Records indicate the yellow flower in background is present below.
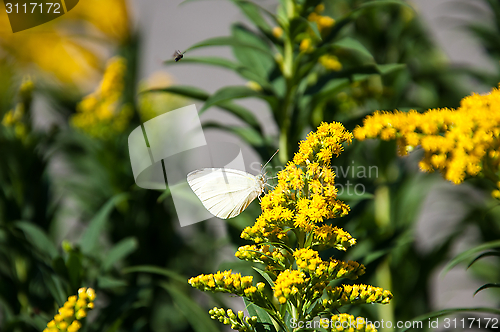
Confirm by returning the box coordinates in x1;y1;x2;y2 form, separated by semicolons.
138;72;187;122
71;56;132;139
354;84;500;188
43;287;95;332
307;4;335;35
0;0;130;86
1;78;34;141
319;54;342;71
300;38;314;53
272;26;283;39
64;0;130;43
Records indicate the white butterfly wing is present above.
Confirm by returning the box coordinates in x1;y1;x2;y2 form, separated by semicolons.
187;168;264;219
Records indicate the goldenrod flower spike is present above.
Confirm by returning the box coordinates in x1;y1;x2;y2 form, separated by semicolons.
209;307;258;332
71;56;133;139
241;122;353;248
43;288;96;332
354;84;500;189
189;123;392;332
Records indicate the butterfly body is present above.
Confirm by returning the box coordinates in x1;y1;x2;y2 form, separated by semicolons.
187;168;266;219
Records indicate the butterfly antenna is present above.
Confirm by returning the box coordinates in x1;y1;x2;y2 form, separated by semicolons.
261;149;279;172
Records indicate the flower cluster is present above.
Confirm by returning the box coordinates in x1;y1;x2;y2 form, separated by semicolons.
326;313;377;332
71;56;132;139
319;54;343;72
300;4;336;53
273;269;307;304
293;248;365;280
322;284;393;311
189;123;392;332
241;122;354;249
1;79;34;141
209;307;258;332
235;244;288;271
354;84;500;188
43;288;95;332
188;270;268;305
0;0;129;85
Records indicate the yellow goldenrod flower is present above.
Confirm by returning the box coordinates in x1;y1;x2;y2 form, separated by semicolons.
2;78;34;142
246;80;263;92
241;122;354;248
328;313;377;332
209;307;257;332
137;72;187;122
315;4;325;13
300;38;314;53
354;84;500;186
272;26;284;39
307;4;335;35
235;244;287;271
43;287;95;332
319;55;342;71
71;56;133;139
188;270;268;304
191;122;392;330
273;269;307;304
323;284;393;310
0;0;129;85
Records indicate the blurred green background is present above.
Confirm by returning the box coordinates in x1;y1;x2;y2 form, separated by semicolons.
0;0;499;331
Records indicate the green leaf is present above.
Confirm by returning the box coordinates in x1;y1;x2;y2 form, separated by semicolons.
252;266;275;287
199;86;264;113
185;36;271;55
336;191;374;201
157;187;171;203
349;0;414;18
15;221;58;259
97;276;128;289
164;56;241;70
467;251;500;269
376;63;407;75
145;86;264;131
80;193;129;255
333;37;374;62
474;283;500;296
102;237;138;272
216;101;264;132
323;1;413;45
179;0;278;27
143;86;209;100
442;240;500;274
122;265;187;283
244;298;278;332
231;24;275;80
297;16;322;40
42;272;66;306
161;282;220;332
203;122;265;147
66;252;82;289
400;308;500;332
52;256;69;279
235;0;275;33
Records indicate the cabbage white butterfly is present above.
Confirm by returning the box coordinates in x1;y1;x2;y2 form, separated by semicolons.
187;150;278;219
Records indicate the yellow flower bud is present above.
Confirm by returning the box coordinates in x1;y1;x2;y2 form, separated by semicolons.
272;26;283;38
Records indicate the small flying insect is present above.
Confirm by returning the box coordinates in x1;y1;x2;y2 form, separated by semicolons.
173;50;185;62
